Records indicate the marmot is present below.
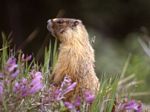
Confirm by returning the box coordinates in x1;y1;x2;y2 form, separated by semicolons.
47;18;100;99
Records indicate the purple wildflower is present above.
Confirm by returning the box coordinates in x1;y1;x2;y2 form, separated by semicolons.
41;85;59;104
64;102;75;110
74;96;81;106
29;71;43;94
0;82;3;101
118;100;142;112
124;100;142;112
21;54;32;62
49;85;60;101
5;57;19;78
124;100;139;110
41;76;78;110
64;96;81;111
137;103;142;112
29;82;43;94
11;69;20;78
0;73;4;78
61;82;77;95
13;78;28;96
5;57;17;72
13;71;43;97
13;82;20;93
84;91;95;104
56;76;77;100
0;82;3;95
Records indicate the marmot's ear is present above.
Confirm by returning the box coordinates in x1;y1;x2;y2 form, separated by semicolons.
73;21;80;26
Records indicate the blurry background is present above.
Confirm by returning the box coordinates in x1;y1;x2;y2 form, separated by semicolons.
0;0;150;103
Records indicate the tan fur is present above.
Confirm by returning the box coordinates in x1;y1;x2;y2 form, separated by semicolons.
47;18;100;98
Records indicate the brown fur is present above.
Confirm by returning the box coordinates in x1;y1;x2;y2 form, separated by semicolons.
47;18;100;98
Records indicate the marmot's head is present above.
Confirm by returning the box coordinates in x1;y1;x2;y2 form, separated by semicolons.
47;18;89;43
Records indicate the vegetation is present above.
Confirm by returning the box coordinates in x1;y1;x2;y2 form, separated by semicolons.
0;33;149;111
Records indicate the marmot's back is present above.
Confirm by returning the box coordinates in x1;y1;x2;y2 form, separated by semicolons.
47;18;100;98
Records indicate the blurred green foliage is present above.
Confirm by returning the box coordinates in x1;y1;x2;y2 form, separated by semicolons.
92;31;150;103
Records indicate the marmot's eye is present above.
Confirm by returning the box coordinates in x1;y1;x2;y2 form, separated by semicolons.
73;21;79;26
57;20;64;24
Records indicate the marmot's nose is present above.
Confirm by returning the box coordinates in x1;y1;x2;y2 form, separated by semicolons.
47;19;53;32
47;19;52;24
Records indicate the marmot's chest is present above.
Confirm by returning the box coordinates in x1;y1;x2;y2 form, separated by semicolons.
59;49;91;77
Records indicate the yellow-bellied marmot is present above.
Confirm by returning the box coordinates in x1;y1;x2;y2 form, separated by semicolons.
47;18;100;98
